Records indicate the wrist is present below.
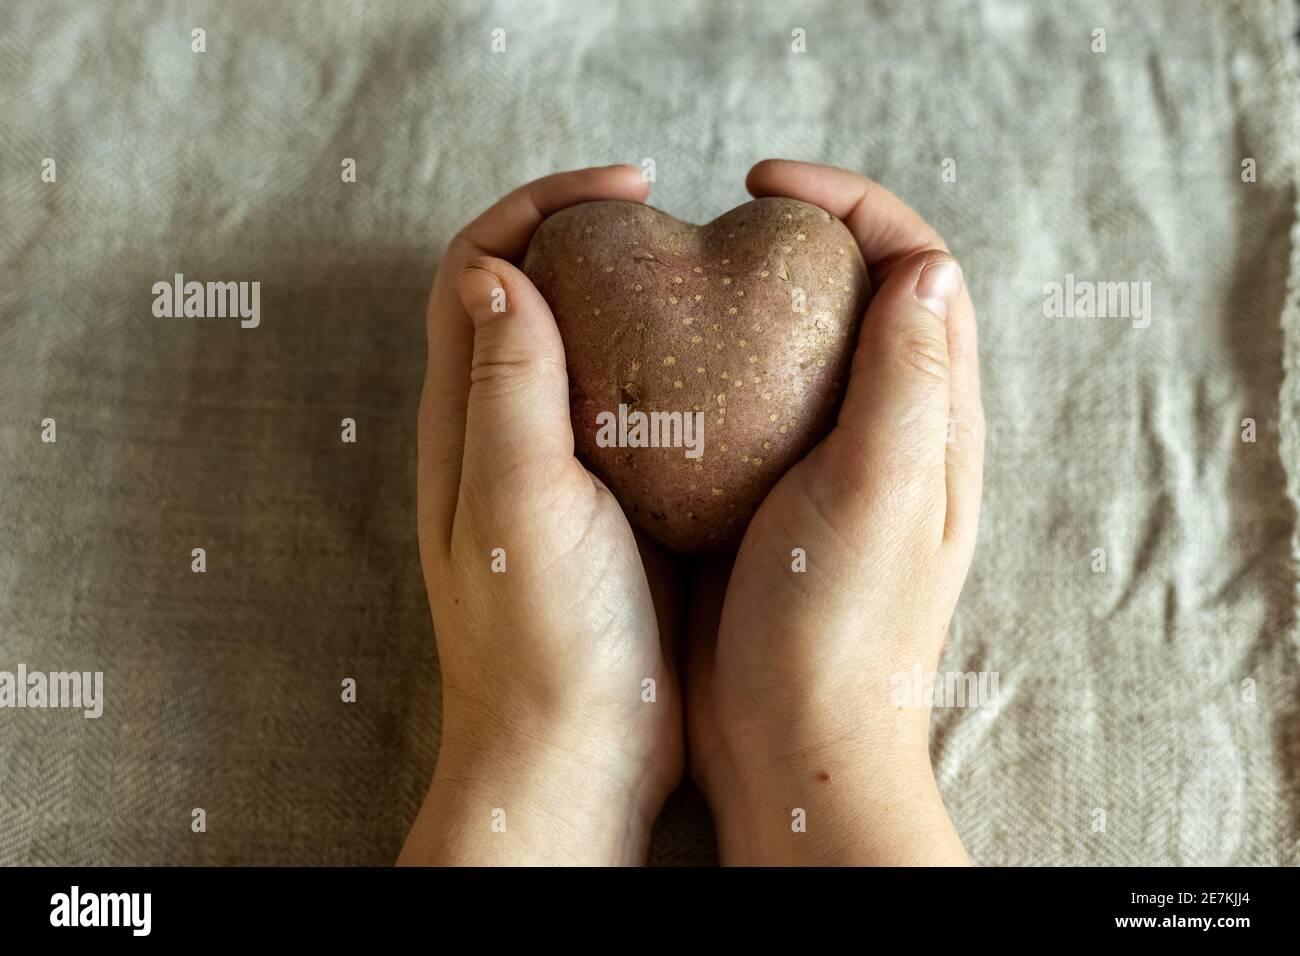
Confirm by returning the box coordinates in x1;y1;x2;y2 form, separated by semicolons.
700;710;965;866
427;739;657;865
399;701;665;866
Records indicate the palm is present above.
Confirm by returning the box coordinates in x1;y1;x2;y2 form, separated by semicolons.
681;449;843;785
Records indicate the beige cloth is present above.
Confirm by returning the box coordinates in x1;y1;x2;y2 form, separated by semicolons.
0;0;1297;865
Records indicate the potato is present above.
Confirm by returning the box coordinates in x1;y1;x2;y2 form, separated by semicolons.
522;197;869;552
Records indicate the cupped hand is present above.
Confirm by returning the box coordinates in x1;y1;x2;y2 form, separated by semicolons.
686;160;985;865
399;165;684;866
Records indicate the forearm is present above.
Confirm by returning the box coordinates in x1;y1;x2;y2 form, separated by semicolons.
397;729;657;866
712;761;968;866
705;712;969;866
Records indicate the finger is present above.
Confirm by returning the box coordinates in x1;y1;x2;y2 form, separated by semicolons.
457;256;576;502
818;250;964;536
749;160;983;548
418;266;476;562
420;165;651;552
746;159;947;282
462;163;651;261
943;270;984;552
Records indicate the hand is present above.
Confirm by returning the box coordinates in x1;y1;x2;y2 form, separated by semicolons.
686;160;984;865
398;165;684;866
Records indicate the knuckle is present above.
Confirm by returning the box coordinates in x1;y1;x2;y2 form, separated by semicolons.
469;323;552;387
893;321;949;383
469;344;566;404
469;359;544;402
463;253;504;273
470;348;536;384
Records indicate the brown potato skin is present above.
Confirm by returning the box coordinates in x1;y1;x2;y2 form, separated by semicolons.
522;197;869;553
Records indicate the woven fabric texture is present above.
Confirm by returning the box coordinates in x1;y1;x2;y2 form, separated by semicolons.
1;0;1298;865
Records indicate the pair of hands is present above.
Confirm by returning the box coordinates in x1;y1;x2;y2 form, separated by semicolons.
398;160;984;866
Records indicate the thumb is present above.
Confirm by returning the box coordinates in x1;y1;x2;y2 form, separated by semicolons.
829;250;963;504
456;256;575;487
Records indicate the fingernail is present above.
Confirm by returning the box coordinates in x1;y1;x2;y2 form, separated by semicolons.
915;258;962;320
458;267;507;329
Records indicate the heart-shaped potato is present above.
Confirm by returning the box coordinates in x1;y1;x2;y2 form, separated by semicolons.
522;197;869;552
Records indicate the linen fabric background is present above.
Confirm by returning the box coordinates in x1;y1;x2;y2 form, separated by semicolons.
1;0;1298;866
